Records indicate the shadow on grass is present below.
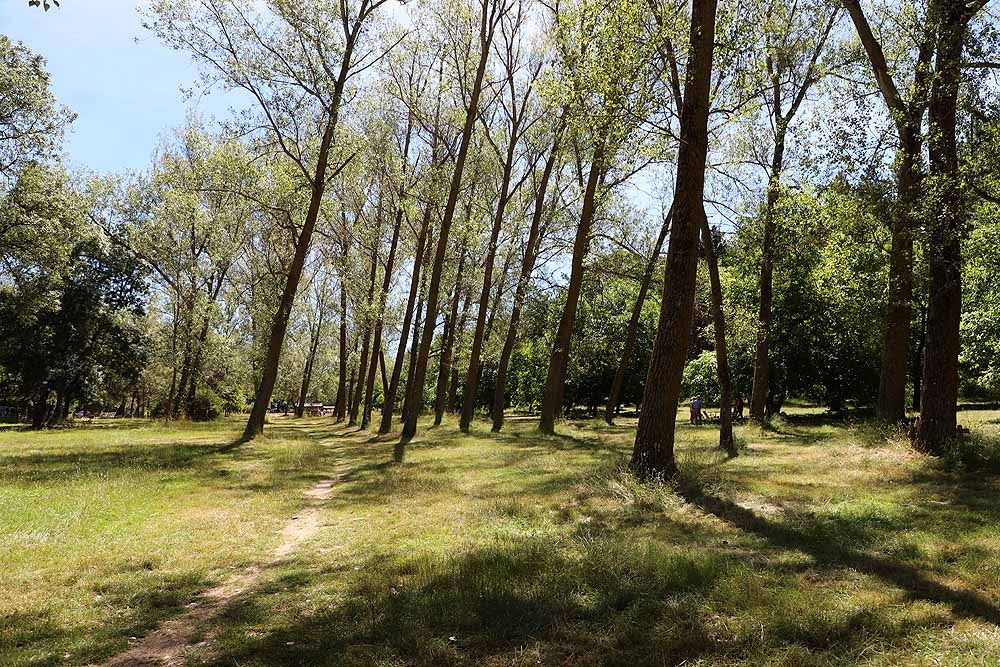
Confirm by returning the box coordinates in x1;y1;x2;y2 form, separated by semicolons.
676;481;1000;627
198;531;943;667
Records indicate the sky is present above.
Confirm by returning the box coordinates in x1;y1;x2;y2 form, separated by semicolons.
0;0;234;174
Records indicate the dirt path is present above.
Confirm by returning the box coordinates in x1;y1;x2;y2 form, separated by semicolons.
95;476;337;667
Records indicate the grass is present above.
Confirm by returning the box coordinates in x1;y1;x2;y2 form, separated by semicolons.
2;407;1000;665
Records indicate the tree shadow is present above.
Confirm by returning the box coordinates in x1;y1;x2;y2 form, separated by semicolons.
676;482;1000;627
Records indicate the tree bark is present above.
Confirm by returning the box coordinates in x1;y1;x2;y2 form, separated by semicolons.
605;206;672;425
335;238;350;422
630;0;717;478
843;0;933;422
491;125;563;432
350;247;378;426
380;207;432;434
749;135;785;423
435;247;467;425
701;217;735;455
538;142;604;434
399;0;502;453
915;0;969;454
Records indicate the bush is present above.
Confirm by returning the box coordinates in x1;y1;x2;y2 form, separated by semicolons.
188;388;223;422
681;351;720;405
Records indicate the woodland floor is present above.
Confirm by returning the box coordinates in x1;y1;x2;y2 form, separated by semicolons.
3;406;1000;666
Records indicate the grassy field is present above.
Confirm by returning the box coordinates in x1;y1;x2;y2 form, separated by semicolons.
2;407;1000;666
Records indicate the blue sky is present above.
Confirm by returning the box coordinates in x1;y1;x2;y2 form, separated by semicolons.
0;0;233;174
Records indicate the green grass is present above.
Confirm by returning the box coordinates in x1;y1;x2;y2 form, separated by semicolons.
3;408;1000;666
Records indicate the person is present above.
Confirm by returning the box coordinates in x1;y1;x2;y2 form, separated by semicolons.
692;395;703;426
733;395;744;421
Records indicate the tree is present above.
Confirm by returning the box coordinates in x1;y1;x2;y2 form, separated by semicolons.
398;0;510;453
842;0;934;423
0;36;74;189
147;0;395;440
630;0;718;479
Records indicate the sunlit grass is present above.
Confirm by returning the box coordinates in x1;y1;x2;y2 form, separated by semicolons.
3;408;1000;666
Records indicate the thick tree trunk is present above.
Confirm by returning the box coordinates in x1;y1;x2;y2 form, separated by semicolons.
701;217;735;455
380;208;432;434
31;387;49;430
539;142;604;434
605;207;672;425
749;137;785;424
399;0;500;453
843;0;933;423
915;0;967;454
492;127;563;432
630;0;717;478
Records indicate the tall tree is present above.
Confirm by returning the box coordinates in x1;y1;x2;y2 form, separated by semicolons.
398;0;509;452
148;0;393;440
630;0;718;478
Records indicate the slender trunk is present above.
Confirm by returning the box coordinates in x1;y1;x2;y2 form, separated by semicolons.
749;135;786;423
296;315;323;418
350;249;379;426
460;144;517;432
335;254;349;422
605;207;672;425
243;115;339;440
492;128;563;432
401;265;429;428
630;0;717;478
380;208;432;434
539;142;604;434
915;0;967;453
449;281;473;412
185;315;211;416
399;0;500;453
435;248;467;425
701;217;735;455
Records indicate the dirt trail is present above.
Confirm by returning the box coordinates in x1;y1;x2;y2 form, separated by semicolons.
95;476;337;667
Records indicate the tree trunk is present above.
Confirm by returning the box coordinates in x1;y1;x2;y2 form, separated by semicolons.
460;139;518;433
630;0;718;478
915;0;968;454
749;134;785;424
435;248;467;425
492;126;563;432
380;207;432;434
449;285;473;412
350;248;379;426
399;0;501;454
243;114;339;440
701;217;735;455
335;249;349;422
31;387;49;430
605;207;672;425
539;142;604;435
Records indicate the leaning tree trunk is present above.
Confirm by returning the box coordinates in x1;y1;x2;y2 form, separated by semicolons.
243;114;339;441
491;126;563;432
399;0;500;453
448;288;474;412
605;206;672;425
539;142;604;435
380;209;433;434
701;216;735;456
915;0;967;454
630;0;718;478
460;140;518;432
